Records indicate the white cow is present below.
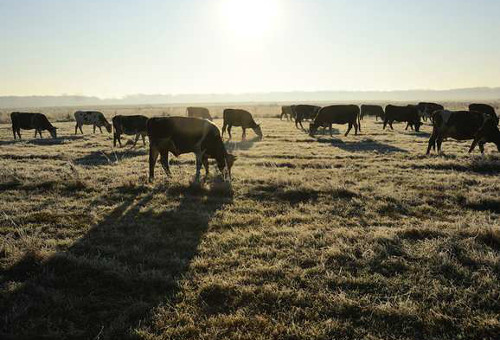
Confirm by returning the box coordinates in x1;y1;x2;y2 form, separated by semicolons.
74;111;112;134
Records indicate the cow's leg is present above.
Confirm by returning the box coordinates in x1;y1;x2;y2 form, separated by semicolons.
159;150;171;176
405;122;409;130
479;141;485;154
34;130;38;138
242;128;246;141
227;126;232;140
98;126;103;133
437;137;444;153
383;119;387;130
149;145;160;182
194;151;204;183
132;134;140;147
75;124;78;135
17;130;21;139
39;130;43;138
329;124;333;136
345;123;352;137
12;127;16;139
354;121;359;135
389;121;394;130
426;133;437;154
221;122;227;138
142;134;146;146
79;125;84;134
203;155;210;176
113;133;118;147
93;125;96;133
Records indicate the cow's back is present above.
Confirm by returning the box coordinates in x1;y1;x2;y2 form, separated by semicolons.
223;109;253;127
317;105;359;124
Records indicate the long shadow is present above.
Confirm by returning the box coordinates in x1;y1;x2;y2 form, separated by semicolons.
0;183;233;339
0;136;85;146
317;137;408;153
224;136;261;152
74;149;147;166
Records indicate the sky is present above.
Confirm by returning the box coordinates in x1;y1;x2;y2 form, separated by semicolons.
1;0;500;97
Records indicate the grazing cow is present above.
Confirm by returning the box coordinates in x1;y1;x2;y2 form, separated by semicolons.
309;105;360;137
427;110;500;154
147;117;236;182
417;102;444;121
187;107;212;121
112;115;148;147
294;104;321;129
383;105;422;132
11;112;57;139
360;104;385;121
280;105;295;121
74;111;112;134
469;104;498;124
222;109;262;140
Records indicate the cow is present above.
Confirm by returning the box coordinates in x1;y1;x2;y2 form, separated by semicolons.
309;105;360;137
112;115;148;147
11;112;57;139
469;104;498;124
187;107;212;121
280;105;295;121
426;110;500;154
383;105;422;132
147;117;236;182
222;109;262;140
360;104;385;121
417;102;444;122
294;105;321;129
74;111;112;134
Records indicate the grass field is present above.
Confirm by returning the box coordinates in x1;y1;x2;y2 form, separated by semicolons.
1;112;500;339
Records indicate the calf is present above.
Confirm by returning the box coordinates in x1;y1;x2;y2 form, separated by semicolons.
147;117;236;182
417;102;444;122
280;105;295;121
11;112;57;139
74;111;112;134
294;104;321;129
427;110;500;154
187;107;212;121
112;115;148;147
469;104;498;124
309;105;360;137
360;104;384;121
383;105;422;132
222;109;262;140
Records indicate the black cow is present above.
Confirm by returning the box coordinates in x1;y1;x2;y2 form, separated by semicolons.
383;105;422;132
417;102;444;121
11;112;57;139
427;110;500;154
360;104;384;121
309;105;360;137
280;105;295;121
469;104;498;124
222;109;262;140
147;117;236;182
112;115;148;147
294;105;321;129
187;107;212;121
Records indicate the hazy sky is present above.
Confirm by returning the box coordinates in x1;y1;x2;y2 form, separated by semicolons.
1;0;500;97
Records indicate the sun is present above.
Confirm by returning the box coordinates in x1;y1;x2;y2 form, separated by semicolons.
218;0;281;38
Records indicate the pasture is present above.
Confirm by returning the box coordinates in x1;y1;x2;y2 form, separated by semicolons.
1;109;500;339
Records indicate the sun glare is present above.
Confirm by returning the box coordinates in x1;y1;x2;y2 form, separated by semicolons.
219;0;281;38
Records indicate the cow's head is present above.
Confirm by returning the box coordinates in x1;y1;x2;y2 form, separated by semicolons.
105;121;112;133
469;118;500;153
253;124;263;140
49;127;58;139
414;120;423;132
309;122;318;136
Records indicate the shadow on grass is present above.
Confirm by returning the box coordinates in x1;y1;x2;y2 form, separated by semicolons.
74;149;147;166
0;135;85;146
317;138;407;153
0;183;233;339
